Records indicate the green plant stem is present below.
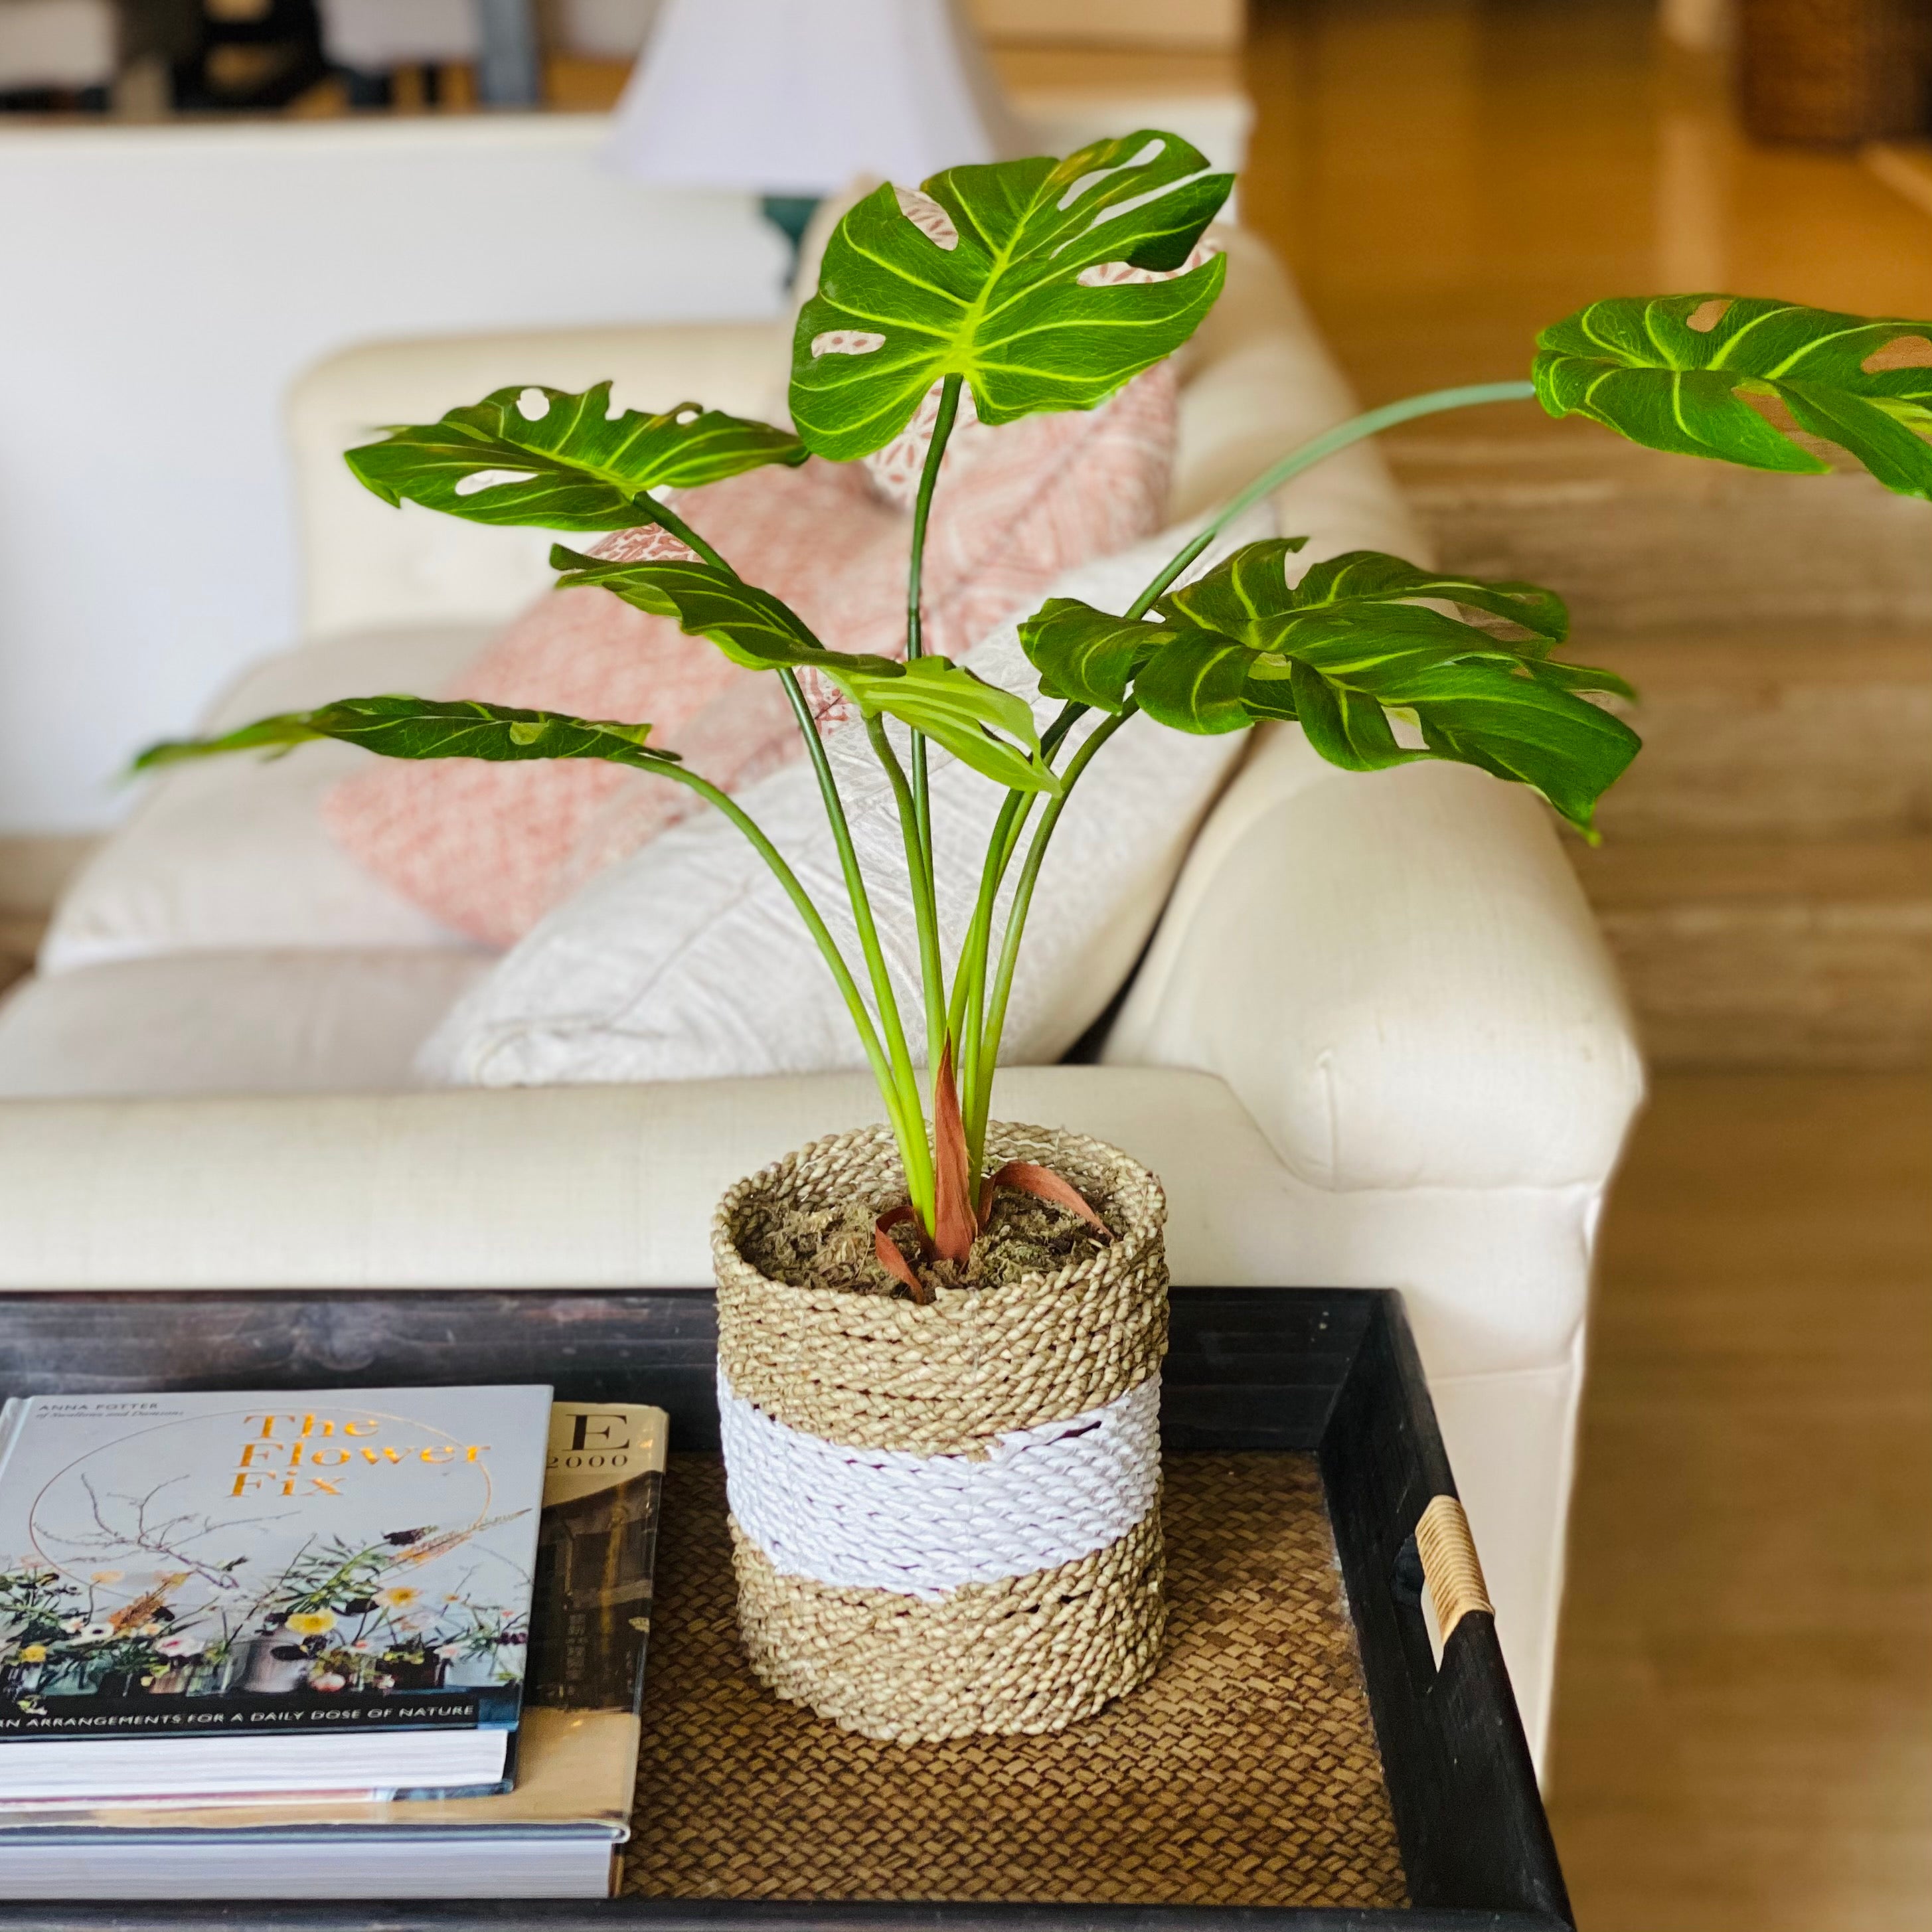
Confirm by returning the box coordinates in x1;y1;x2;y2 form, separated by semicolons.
864;712;951;1171
631;491;732;574
905;377;963;661
901;372;964;1083
950;843;1003;1177
638;487;931;1210
968;706;1135;1160
778;673;933;1222
950;783;1043;1175
1125;380;1538;617
906;378;963;624
646;756;914;1165
957;380;1537;1146
951;700;1088;1161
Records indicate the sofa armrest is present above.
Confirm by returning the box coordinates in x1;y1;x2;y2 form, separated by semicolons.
1104;726;1646;1194
0;1064;1609;1376
0;1065;1447;1297
287;319;789;643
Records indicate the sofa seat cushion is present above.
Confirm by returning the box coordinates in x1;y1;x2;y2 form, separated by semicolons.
0;1065;1597;1382
0;951;491;1098
41;626;491;975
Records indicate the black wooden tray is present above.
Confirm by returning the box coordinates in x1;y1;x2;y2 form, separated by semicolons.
0;1287;1570;1932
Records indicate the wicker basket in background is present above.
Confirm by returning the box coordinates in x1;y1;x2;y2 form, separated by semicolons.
1739;0;1932;144
710;1120;1170;1743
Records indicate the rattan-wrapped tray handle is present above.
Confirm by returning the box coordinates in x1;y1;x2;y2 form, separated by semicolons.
1415;1494;1492;1642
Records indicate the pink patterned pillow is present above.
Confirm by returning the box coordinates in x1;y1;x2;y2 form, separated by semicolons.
323;365;1176;947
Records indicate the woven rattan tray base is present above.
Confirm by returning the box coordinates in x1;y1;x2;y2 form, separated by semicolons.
623;1452;1407;1910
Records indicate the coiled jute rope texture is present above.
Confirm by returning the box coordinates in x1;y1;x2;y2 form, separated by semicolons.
712;1121;1170;1742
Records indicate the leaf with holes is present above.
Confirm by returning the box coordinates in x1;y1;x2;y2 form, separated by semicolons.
552;549;1060;794
1022;541;1638;831
1534;295;1932;498
133;694;676;774
345;384;806;530
788;131;1232;460
1167;543;1571;648
1020;542;1575;714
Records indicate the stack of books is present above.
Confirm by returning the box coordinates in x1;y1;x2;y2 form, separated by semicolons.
0;1383;668;1900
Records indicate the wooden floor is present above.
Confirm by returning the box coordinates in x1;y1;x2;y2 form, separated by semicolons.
1550;1074;1932;1930
1225;5;1932;1925
1240;0;1932;410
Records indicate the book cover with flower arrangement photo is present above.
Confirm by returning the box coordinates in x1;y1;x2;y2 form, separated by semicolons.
0;1400;667;1902
0;1384;552;1806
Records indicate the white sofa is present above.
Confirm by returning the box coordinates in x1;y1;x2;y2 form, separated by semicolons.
0;230;1643;1770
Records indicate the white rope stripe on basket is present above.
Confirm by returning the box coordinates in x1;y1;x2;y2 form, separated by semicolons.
718;1366;1162;1599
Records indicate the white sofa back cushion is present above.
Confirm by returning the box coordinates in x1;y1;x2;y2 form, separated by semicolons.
0;951;492;1099
39;626;487;975
418;511;1271;1087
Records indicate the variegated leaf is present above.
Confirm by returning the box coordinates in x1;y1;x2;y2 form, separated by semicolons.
789;132;1232;461
553;550;1058;794
346;383;805;530
1017;600;1167;710
1163;541;1568;647
1022;540;1637;831
552;548;836;673
135;694;673;773
1535;295;1932;499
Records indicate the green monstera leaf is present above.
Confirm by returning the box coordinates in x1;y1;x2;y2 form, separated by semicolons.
345;383;806;529
552;549;1058;795
862;658;1052;793
789;131;1232;461
1020;541;1639;832
553;550;829;672
135;694;675;773
1535;296;1932;498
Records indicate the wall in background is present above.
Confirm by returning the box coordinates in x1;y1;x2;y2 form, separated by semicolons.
551;0;664;59
0;114;788;832
0;88;1245;836
969;0;1244;49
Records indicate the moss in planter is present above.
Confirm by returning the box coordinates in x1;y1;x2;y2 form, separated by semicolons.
750;1189;1109;1299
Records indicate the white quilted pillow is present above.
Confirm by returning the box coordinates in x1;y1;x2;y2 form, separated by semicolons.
416;509;1273;1089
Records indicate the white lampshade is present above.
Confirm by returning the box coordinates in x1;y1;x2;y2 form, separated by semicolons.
604;0;1023;195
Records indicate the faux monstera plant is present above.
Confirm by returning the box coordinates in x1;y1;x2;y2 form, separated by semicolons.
143;133;1932;1298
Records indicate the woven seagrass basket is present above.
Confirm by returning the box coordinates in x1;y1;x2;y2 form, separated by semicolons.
710;1119;1170;1743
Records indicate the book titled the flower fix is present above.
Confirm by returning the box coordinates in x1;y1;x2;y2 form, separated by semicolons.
0;1384;553;1805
